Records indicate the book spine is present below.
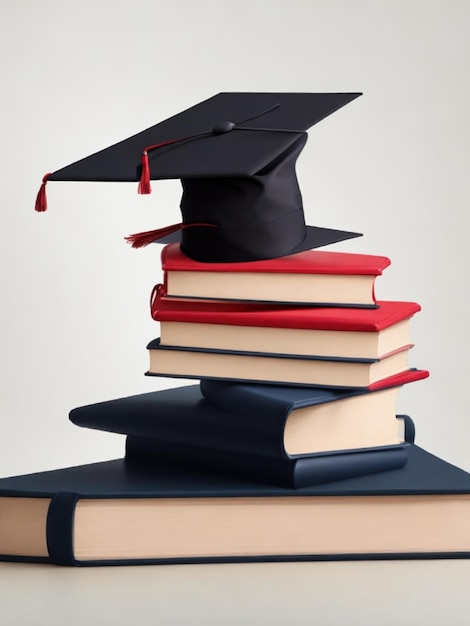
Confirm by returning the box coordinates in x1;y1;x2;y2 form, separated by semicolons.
46;492;80;565
293;447;409;489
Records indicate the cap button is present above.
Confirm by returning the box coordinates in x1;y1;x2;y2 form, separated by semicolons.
212;121;235;135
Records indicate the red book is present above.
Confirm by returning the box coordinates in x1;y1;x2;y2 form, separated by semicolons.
161;243;391;307
151;287;420;360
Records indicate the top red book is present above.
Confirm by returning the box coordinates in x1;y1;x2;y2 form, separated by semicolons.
161;243;391;307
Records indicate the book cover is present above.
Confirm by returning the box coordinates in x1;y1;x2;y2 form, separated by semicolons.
69;383;416;460
152;289;420;359
1;445;470;566
161;243;391;306
153;292;420;333
162;243;391;276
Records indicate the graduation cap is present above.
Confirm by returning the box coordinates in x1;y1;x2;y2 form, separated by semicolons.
35;92;363;263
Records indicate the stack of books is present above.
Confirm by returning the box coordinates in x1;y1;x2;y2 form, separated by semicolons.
68;243;428;488
68;244;426;487
2;242;470;565
148;244;425;390
3;91;470;566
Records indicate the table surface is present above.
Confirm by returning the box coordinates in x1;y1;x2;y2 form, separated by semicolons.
1;559;469;626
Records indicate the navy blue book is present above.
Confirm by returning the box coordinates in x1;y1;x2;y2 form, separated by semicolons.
70;384;408;460
0;445;470;566
125;429;410;489
146;337;429;390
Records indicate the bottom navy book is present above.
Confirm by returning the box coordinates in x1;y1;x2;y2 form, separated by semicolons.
1;445;470;566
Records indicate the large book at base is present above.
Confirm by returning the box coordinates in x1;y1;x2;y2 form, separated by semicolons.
161;243;391;307
1;445;470;566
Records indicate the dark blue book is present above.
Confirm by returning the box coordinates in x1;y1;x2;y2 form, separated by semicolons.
69;384;411;487
146;337;429;389
0;445;469;566
70;384;408;459
125;429;410;489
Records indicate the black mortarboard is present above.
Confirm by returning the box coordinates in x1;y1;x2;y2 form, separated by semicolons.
36;92;363;262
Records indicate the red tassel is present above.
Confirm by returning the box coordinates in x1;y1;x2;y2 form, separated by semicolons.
125;223;183;248
138;151;152;195
126;222;218;249
35;173;51;212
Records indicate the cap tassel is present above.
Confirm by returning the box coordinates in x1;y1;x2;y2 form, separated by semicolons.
138;151;152;195
125;223;183;248
35;173;51;212
126;221;219;248
137;136;209;197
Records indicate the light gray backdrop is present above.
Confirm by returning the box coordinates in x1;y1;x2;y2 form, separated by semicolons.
1;0;469;477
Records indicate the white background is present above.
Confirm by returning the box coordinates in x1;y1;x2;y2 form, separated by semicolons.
1;1;469;477
1;2;470;624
